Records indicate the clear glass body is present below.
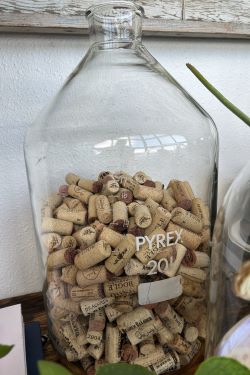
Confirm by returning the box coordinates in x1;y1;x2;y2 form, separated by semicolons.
207;162;250;368
24;2;218;372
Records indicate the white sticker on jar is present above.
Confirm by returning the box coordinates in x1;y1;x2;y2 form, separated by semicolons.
138;275;183;305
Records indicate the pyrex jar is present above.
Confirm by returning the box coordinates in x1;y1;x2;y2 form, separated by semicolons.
24;2;218;373
207;162;250;368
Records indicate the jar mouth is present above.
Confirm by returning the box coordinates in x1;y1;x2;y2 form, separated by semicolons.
85;1;144;18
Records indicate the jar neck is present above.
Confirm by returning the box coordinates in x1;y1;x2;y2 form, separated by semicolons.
86;1;143;48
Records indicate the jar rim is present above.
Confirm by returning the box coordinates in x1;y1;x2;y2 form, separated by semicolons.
85;1;144;18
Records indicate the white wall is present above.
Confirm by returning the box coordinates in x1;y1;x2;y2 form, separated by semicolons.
0;33;249;299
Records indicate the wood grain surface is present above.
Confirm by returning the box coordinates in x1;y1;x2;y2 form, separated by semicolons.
0;0;249;38
0;292;204;375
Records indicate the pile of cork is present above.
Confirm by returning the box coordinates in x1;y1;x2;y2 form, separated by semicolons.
42;171;210;374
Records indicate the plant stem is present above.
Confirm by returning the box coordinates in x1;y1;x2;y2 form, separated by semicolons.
186;63;250;127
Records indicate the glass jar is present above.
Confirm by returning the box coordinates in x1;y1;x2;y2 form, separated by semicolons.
207;162;250;368
24;1;218;373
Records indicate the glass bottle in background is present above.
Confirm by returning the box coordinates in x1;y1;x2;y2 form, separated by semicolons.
207;162;250;368
24;1;218;372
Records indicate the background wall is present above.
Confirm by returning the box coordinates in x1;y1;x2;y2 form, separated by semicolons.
0;34;249;299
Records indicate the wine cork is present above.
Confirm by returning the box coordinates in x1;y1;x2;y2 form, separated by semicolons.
80;356;94;371
54;297;81;314
47;268;61;284
87;330;103;346
70;284;104;301
194;251;210;268
184;325;199;343
169;334;191;354
132;346;165;367
63;197;82;209
103;179;120;195
65;347;79;362
178;265;207;283
181;276;205;298
70;316;88;345
155;302;184;334
145;197;160;215
154;245;177;264
58;185;68;197
68;184;92;204
98;171;112;182
134;204;152;229
112;201;129;232
166;222;202;250
121;343;138;362
192;198;210;227
90;220;105;236
50;306;68;320
113;295;134;313
105;324;121;363
42;233;62;252
41;206;53;218
195;313;207;338
117;307;154;332
99;227;124;248
171;207;203;234
105;234;136;275
80;297;115;316
60;323;88;359
124;258;153;276
157;244;187;277
118;188;133;204
152;350;180;374
61;265;78;285
56;205;87;225
73;226;96;248
88;195;98;224
133;184;164;203
47;248;78;269
161;189;177;212
174;296;206;324
233;261;250;301
127;216;144;237
170;180;193;210
127;318;162;345
120;175;138;191
78;179;102;193
144;180;156;187
133;171;151;184
61;236;77;249
105;305;123;322
88;309;106;332
75;240;111;270
145;206;171;235
104;275;139;298
46;193;63;209
76;265;111;288
65;173;80;185
135;228;167;264
139;336;155;355
157;324;174;346
88;342;104;360
128;201;140;216
96;195;112;224
42;217;73;235
179;339;201;366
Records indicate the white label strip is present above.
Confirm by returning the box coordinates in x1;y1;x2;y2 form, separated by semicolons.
138;276;183;305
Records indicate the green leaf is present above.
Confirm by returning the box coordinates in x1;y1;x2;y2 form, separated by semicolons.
97;363;155;375
195;357;250;375
37;360;73;375
0;344;14;358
